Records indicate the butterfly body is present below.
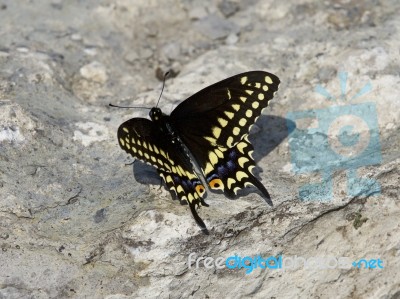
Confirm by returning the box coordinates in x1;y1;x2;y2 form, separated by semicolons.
117;71;280;230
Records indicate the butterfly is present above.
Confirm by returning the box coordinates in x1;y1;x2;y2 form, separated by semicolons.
117;71;280;231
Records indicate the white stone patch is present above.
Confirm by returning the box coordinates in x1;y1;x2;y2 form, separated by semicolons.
0;126;25;143
73;122;109;146
282;162;292;173
0;102;37;144
79;61;108;84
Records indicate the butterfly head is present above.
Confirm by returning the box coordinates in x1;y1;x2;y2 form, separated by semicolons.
149;107;162;121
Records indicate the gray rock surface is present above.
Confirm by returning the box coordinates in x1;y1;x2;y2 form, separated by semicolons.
0;0;399;298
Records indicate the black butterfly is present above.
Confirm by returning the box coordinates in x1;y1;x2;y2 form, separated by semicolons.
117;71;280;230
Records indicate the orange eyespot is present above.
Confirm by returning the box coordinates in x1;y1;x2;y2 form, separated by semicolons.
195;185;205;195
209;178;224;190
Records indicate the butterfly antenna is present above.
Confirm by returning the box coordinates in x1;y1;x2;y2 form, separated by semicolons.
108;103;151;109
155;71;170;108
109;72;170;109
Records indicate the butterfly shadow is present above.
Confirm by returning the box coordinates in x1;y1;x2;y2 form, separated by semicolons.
250;114;295;163
235;114;295;200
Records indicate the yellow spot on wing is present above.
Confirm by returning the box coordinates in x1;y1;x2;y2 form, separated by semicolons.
265;76;273;84
245;90;254;95
246;109;253;118
160;149;167;159
166;175;173;183
255;82;261;88
258;93;264;100
178;166;185;177
119;138;125;146
252;101;259;109
232;104;240;111
215;148;224;158
186;171;196;180
244;181;254;188
153;145;160;154
212;126;222;139
233;127;240;136
204;162;214;175
237;142;248;154
236;171;249;181
240;96;247;103
204;136;217;144
224;111;234;119
227;136;234;147
249;150;254;159
263;85;268;91
209;151;219;165
227;89;231;99
239;118;247;126
240;76;248;84
126;143;130;149
187;193;194;203
176;185;184;194
227;178;236;189
238;157;249;167
122;127;129;133
218;118;228;127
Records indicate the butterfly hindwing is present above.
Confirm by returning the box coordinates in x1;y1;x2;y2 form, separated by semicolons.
117;118;208;228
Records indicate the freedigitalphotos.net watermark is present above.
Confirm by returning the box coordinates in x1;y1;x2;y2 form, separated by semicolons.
286;71;382;201
188;253;384;274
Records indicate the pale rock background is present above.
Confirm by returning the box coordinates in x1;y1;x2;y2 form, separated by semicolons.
0;0;399;298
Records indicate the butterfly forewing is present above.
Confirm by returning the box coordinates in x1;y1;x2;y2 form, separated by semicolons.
171;71;280;148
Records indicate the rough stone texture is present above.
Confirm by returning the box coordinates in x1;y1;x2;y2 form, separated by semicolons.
0;0;399;298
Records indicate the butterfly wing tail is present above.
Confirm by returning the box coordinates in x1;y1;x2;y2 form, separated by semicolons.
247;174;273;206
158;170;209;231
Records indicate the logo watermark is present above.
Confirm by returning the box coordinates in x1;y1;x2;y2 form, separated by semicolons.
286;71;381;200
188;253;384;274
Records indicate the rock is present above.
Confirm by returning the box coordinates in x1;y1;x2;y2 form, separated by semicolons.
193;14;240;40
79;61;107;84
188;5;208;20
161;41;181;61
218;0;240;18
225;32;239;45
0;0;399;298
